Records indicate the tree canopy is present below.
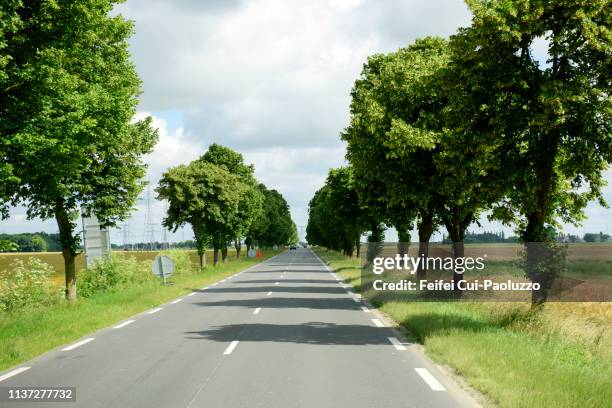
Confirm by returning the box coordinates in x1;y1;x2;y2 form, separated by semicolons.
0;0;158;300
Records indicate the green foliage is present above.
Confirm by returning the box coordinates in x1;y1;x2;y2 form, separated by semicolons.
0;240;18;252
77;254;154;298
160;249;196;276
248;185;297;247
0;258;60;312
307;167;368;255
157;159;243;265
0;232;61;252
0;0;158;299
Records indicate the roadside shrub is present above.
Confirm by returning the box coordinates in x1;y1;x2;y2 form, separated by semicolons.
77;254;153;297
160;249;196;276
0;258;60;312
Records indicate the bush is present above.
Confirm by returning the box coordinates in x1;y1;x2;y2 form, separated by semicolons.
0;258;60;312
160;249;196;276
77;254;153;297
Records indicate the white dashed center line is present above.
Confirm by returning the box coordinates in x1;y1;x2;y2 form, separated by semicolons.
267;291;272;296
253;307;261;314
224;341;239;355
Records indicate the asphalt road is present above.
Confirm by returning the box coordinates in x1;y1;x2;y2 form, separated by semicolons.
0;249;477;408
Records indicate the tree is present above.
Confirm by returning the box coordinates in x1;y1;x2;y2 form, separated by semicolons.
343;37;504;286
306;167;372;256
249;185;296;248
157;160;243;268
451;0;611;303
199;144;263;261
0;240;18;252
0;1;158;300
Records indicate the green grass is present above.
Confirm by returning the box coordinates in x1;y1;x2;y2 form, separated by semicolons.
0;251;277;372
314;247;612;408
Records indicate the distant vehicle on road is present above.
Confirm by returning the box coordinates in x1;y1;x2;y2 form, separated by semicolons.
289;245;298;250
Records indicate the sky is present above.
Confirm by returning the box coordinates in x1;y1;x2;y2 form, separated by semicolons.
1;0;611;243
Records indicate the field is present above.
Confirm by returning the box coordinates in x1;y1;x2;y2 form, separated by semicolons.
0;249;239;287
315;247;612;408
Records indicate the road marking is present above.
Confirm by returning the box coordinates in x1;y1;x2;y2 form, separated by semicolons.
347;292;360;302
361;306;370;313
171;299;183;304
211;282;219;286
371;318;385;327
253;307;261;314
113;320;135;329
62;338;95;351
148;307;163;314
0;367;30;382
415;368;446;391
224;341;239;355
267;291;272;296
275;282;280;285
387;337;407;351
201;286;208;290
187;292;196;297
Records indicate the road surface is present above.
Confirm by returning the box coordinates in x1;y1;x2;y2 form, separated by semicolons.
0;249;477;407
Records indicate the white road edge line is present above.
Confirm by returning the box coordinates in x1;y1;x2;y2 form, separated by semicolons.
62;338;95;351
361;306;370;313
253;307;261;314
171;299;183;304
371;318;385;327
267;291;272;296
113;320;135;329
187;292;196;297
148;307;163;314
224;340;239;355
415;368;446;391
387;337;407;351
0;367;30;382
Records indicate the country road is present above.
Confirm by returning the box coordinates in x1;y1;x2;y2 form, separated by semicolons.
0;249;477;408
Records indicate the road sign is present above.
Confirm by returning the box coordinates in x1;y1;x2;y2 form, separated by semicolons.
82;214;111;267
152;255;174;285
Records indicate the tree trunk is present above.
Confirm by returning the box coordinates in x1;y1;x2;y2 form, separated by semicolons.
198;250;206;269
213;247;219;265
397;227;410;257
54;200;77;301
416;210;434;280
452;240;465;294
234;239;241;258
523;131;560;306
221;247;228;263
355;238;361;258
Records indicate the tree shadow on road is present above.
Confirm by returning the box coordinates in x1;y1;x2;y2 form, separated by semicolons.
186;322;398;346
191;297;360;310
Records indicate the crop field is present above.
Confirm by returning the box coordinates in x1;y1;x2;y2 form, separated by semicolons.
0;248;240;287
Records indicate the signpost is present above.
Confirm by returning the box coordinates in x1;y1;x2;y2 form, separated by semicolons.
152;255;175;285
82;213;111;267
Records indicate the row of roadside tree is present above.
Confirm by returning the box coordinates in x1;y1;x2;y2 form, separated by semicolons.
157;143;298;268
307;0;611;305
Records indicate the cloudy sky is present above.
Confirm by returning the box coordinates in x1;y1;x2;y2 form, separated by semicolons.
2;0;611;243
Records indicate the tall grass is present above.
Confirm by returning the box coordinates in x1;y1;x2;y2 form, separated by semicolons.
314;247;612;408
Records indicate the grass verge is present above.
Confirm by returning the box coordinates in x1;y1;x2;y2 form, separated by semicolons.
0;251;278;372
314;247;612;408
